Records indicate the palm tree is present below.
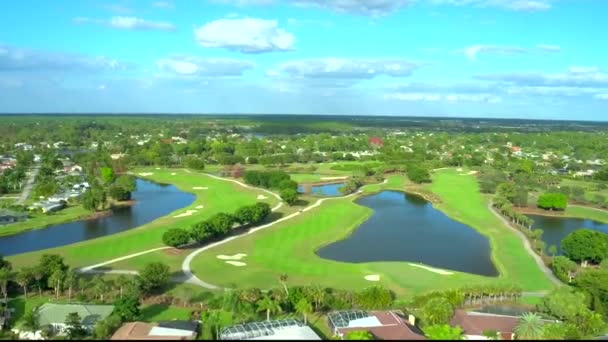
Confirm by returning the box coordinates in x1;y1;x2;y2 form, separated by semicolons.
256;295;282;321
279;274;289;296
514;312;544;340
295;298;313;325
305;285;325;312
116;275;130;299
64;269;77;301
0;267;10;300
48;269;65;299
16;267;34;298
91;275;108;301
33;266;44;297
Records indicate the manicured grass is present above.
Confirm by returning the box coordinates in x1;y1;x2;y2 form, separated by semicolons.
6;168;279;269
140;304;194;322
288;173;345;183
189;169;553;297
361;174;407;193
0;205;91;237
565;205;608;224
8;295;70;328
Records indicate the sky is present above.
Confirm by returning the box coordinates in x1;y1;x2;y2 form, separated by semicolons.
1;0;607;120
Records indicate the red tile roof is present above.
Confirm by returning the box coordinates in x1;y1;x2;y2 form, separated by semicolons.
336;311;426;340
450;310;518;340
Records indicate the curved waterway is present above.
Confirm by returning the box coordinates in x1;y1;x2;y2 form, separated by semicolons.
297;183;345;197
527;214;608;254
317;190;498;276
0;179;195;256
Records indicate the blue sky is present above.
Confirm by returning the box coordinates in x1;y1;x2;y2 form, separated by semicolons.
1;0;607;120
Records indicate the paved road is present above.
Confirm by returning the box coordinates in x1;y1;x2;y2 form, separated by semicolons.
17;163;40;205
488;202;563;287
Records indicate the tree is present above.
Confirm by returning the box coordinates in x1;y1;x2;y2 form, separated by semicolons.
234;205;255;225
550;256;577;283
279;274;289;296
48;268;65;299
162;228;190;248
295;298;312;325
345;330;374;340
40;324;55;340
113;295;141;321
138;262;170;294
64;269;77;301
16;267;34;298
482;330;500;340
185;156;205;170
497;182;517;203
91;275;109;301
108;184;131;201
256;295;282;321
561;229;608;265
538;287;589;322
355;286;394;310
280;188;298;206
22;309;40;332
424;324;465;340
65;312;87;340
514;312;544;340
537;193;568;211
406;164;431;184
0;267;10;300
541;323;568;340
208;213;236;236
100;167;116;184
421;297;454;326
548;245;558;257
93;315;122;340
82;186;107;211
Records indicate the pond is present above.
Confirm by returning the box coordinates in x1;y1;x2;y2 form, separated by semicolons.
316;190;498;276
297;183;345;197
0;179;195;256
527;214;608;254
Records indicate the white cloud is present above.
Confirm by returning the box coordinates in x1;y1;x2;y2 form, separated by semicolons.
274;58;420;79
102;3;133;14
464;45;529;61
0;44;122;72
568;66;600;74
595;94;608;100
445;93;502;102
156;56;255;76
536;44;561;52
385;92;500;102
98;84;107;90
429;0;551;12
194;18;295;53
74;16;176;31
385;93;441;101
292;0;409;16
152;1;174;9
475;68;608;88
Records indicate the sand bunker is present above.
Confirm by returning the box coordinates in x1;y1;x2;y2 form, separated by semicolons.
468;171;478;175
155;168;160;170
364;275;380;282
195;205;204;209
138;172;153;176
173;210;198;218
217;253;247;260
192;187;209;190
456;168;463;172
321;176;348;180
408;263;454;275
460;171;479;176
257;195;268;200
171;172;177;175
225;261;247;267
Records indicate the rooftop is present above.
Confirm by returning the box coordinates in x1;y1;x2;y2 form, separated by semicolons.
219;319;321;340
329;310;425;340
110;321;198;340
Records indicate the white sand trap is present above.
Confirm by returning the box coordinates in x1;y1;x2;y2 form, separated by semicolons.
456;168;463;172
138;172;153;176
171;172;177;175
195;205;204;209
364;275;380;282
173;210;198;218
217;253;247;260
321;176;348;180
192;187;209;190
257;195;268;200
155;168;160;170
408;263;454;275
225;261;247;267
468;171;478;175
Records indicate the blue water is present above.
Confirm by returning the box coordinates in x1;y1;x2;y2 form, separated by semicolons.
317;190;498;276
297;183;345;197
527;214;608;254
0;179;195;256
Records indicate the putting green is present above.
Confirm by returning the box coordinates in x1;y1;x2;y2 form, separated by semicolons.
189;170;554;295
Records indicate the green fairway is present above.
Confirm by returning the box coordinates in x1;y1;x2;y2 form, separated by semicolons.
565;205;608;223
6;168;279;269
189;170;554;296
0;205;91;237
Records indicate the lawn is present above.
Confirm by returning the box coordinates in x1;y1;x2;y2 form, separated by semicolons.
565;205;608;224
140;304;194;322
0;205;91;237
189;169;554;297
6;168;279;269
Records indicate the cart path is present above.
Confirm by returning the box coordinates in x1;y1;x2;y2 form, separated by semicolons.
488;202;562;287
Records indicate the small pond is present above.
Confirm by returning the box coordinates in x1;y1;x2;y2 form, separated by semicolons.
527;214;608;254
0;178;195;256
297;183;345;197
316;190;498;276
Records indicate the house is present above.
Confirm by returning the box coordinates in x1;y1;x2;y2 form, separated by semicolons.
14;143;33;151
36;303;114;334
110;153;126;160
328;310;426;340
171;136;188;144
574;169;596;178
0;210;28;226
28;201;65;213
450;310;522;340
219;319;321;340
72;182;90;190
369;137;384;147
64;164;83;174
48;190;83;203
111;321;199;340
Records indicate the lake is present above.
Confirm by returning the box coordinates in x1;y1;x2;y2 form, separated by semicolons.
316;190;498;276
0;179;195;256
527;214;608;254
297;183;345;197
